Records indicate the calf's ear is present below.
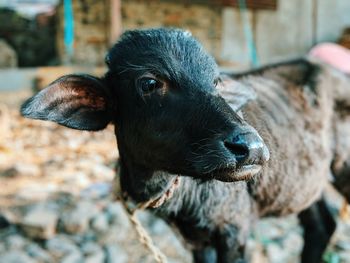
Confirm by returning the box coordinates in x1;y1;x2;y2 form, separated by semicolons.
20;74;113;131
217;75;257;112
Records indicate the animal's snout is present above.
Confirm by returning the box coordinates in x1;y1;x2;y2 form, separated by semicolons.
224;137;250;163
224;132;270;166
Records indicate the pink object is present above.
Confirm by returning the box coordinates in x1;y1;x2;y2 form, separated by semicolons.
309;43;350;73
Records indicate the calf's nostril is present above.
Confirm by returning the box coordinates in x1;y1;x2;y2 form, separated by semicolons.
224;141;249;161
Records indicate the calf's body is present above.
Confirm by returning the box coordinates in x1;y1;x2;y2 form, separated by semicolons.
21;29;350;263
134;60;339;262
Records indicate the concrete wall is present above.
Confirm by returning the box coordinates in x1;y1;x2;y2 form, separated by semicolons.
316;0;350;43
222;0;350;68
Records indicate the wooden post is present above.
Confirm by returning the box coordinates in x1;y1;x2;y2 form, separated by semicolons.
109;0;122;46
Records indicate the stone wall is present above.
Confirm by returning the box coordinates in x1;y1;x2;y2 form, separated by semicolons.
121;1;222;58
56;0;109;66
339;28;350;49
0;39;17;68
56;0;222;66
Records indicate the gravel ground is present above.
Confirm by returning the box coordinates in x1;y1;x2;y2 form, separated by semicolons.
0;96;350;263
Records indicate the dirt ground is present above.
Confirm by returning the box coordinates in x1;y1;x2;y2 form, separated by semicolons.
0;92;350;263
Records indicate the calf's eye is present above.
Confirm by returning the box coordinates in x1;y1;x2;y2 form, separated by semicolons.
139;78;163;94
214;78;219;87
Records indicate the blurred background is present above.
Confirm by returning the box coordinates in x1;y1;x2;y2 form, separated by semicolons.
0;0;350;262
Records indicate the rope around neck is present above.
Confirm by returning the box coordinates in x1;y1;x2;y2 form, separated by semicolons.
113;175;180;263
123;203;167;263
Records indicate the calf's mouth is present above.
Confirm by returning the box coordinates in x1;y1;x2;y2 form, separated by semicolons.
193;131;269;182
210;164;263;182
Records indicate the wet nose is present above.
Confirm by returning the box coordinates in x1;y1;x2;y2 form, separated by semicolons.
224;133;270;164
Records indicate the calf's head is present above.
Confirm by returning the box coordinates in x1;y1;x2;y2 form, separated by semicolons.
21;28;269;182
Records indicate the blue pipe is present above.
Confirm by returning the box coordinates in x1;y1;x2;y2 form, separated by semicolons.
64;0;74;57
238;0;259;67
